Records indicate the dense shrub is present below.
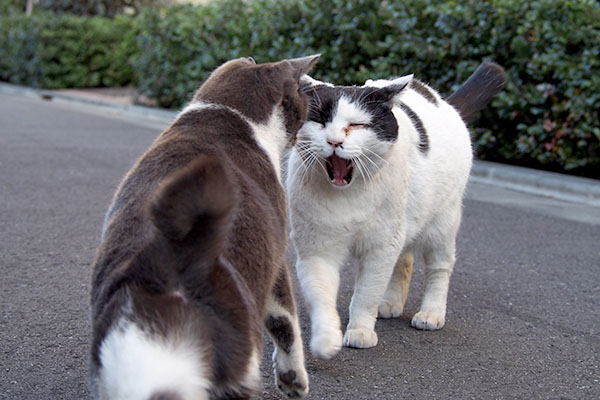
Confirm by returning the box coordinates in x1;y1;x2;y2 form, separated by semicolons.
0;12;137;88
132;0;599;176
0;0;23;15
37;0;166;17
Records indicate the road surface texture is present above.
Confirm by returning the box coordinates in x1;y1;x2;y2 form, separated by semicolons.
1;91;598;399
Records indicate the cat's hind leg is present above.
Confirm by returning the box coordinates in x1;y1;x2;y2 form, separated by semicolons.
411;213;460;330
295;253;345;360
378;252;414;319
266;266;309;399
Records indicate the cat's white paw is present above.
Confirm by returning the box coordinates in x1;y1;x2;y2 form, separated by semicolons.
343;327;378;349
273;348;309;398
411;310;446;330
310;328;343;360
378;299;404;319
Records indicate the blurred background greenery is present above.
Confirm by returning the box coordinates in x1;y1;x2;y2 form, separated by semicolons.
1;0;598;178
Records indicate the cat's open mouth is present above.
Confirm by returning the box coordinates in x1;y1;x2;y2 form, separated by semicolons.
325;154;353;187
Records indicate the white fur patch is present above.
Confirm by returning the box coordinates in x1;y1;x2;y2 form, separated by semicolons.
177;100;217;119
248;107;288;181
98;320;210;400
177;99;287;181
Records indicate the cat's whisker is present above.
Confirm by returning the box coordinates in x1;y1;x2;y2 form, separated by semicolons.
360;153;381;176
295;147;315;184
356;153;381;187
300;152;319;184
315;157;328;180
353;144;385;177
352;156;372;188
295;139;325;184
353;154;377;189
361;146;389;165
310;89;324;109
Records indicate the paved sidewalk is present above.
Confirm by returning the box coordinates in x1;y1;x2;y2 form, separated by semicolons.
1;82;598;207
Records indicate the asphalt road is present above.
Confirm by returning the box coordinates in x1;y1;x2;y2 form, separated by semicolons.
1;92;598;399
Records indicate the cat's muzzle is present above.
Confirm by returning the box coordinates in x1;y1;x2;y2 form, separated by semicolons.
325;154;353;187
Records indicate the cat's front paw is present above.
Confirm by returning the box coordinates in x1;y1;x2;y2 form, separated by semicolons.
378;299;404;319
273;349;309;398
275;367;309;399
411;310;445;330
343;327;378;349
310;328;343;360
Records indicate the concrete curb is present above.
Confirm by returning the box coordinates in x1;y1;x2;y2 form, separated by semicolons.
470;162;600;207
46;91;178;124
2;81;598;207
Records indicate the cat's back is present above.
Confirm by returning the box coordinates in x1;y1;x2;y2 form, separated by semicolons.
384;80;473;240
94;107;285;307
390;79;472;172
402;80;470;143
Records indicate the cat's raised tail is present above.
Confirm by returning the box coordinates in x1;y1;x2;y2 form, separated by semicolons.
446;61;506;124
149;155;237;264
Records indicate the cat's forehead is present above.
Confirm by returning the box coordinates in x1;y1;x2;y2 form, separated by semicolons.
305;85;382;123
336;96;372;123
306;85;383;102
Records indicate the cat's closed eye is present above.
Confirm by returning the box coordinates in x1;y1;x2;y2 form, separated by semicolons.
346;123;367;133
348;123;366;128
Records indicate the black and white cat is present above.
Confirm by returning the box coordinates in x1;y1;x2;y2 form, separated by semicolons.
90;55;319;399
286;63;506;359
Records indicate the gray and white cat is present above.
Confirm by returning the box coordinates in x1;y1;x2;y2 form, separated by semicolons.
90;55;319;400
286;63;506;359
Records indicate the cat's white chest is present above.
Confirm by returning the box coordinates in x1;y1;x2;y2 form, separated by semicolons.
287;149;408;252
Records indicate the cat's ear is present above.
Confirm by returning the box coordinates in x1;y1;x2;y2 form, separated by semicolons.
369;80;411;105
300;74;327;90
299;74;336;95
286;54;321;82
365;74;413;89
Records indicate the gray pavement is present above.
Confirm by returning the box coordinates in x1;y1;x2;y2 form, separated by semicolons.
1;87;599;399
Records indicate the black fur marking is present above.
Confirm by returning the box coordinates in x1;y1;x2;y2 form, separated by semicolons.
303;85;339;126
410;80;439;105
149;391;184;400
279;370;297;385
266;315;294;353
399;102;429;154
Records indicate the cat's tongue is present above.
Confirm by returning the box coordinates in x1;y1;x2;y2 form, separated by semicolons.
330;154;351;186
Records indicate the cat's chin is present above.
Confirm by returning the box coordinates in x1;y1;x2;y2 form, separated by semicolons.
325;154;353;188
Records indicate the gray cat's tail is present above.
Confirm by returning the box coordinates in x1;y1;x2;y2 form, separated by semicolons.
446;62;506;124
149;155;237;266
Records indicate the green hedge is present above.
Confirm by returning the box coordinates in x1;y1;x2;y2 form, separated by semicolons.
133;0;599;176
0;12;137;88
1;0;599;176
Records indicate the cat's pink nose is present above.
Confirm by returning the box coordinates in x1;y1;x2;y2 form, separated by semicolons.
327;139;343;148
